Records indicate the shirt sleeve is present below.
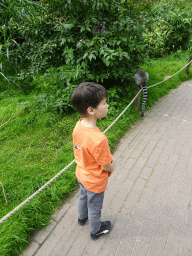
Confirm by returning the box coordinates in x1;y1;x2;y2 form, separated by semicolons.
92;137;113;166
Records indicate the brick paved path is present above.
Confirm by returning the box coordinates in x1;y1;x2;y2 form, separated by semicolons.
22;80;192;256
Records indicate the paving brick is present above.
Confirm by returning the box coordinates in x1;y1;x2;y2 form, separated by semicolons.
50;220;84;256
185;165;192;180
131;203;148;224
139;187;155;206
115;243;132;256
164;161;176;173
121;221;141;248
151;148;163;159
172;143;183;155
84;236;106;256
155;213;171;237
179;150;191;161
132;241;149;256
115;156;128;170
168;152;180;164
109;192;127;212
158;153;169;165
136;139;150;150
121;149;133;159
153;163;165;176
176;192;190;212
180;179;192;195
167;138;177;147
147;140;157;149
167;182;181;199
128;166;141;181
162;196;177;218
130;148;143;159
145;201;162;223
153;185;167;204
140;166;153;180
156;139;166;149
115;167;129;181
171;170;185;185
181;237;192;256
132;178;146;194
119;178;134;194
113;150;122;161
117;141;129;152
67;228;90;256
124;192;140;212
169;208;187;237
134;156;147;169
175;159;188;172
123;157;136;170
147;175;161;190
158;176;171;188
164;233;182;256
146;156;158;168
148;234;166;256
162;144;173;156
138;219;156;245
141;146;153;159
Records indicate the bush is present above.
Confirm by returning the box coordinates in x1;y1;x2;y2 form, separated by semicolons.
3;0;150;91
143;0;192;57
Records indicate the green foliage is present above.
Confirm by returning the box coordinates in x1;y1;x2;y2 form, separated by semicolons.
33;65;90;113
0;0;42;78
2;0;149;90
143;0;192;57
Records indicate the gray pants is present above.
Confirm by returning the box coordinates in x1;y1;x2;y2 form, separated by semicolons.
78;180;104;234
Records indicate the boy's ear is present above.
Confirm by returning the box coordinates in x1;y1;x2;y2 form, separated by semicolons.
87;106;95;116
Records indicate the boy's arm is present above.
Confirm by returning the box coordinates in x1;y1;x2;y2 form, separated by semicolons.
102;159;115;173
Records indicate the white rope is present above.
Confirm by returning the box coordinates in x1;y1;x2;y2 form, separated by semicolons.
1;59;192;224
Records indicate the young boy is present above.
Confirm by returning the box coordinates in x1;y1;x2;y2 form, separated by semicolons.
71;82;115;240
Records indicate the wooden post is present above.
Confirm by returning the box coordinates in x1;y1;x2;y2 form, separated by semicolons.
134;84;141;112
185;56;192;74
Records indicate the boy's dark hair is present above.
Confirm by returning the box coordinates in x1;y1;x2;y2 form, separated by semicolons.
71;82;108;116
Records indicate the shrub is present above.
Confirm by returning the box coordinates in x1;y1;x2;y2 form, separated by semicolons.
3;0;150;91
143;0;192;57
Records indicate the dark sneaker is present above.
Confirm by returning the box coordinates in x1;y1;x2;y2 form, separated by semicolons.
78;217;88;226
90;221;111;240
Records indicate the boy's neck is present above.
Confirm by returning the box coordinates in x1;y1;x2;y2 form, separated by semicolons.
80;117;97;128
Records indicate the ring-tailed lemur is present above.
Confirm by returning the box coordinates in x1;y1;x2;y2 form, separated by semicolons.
135;69;149;117
93;21;108;36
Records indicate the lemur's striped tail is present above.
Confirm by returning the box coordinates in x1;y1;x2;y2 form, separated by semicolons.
141;83;147;117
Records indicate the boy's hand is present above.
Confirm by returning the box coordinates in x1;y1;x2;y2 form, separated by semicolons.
102;158;115;173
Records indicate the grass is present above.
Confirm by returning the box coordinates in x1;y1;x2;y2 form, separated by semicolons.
0;49;192;255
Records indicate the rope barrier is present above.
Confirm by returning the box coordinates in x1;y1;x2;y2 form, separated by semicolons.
1;59;192;224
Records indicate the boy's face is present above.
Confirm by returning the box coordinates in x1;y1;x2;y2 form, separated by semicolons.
94;97;109;118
